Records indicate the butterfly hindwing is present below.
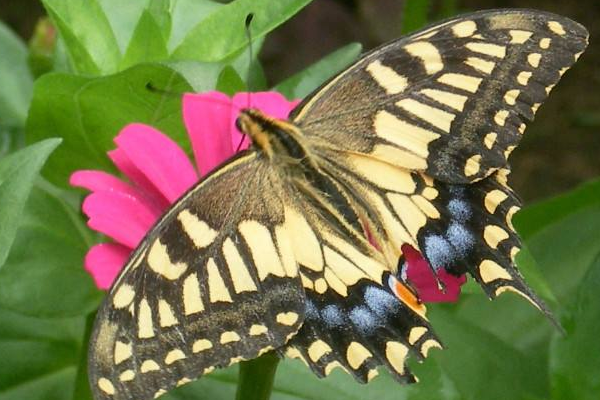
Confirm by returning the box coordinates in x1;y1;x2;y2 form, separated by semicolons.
89;153;306;400
292;9;588;183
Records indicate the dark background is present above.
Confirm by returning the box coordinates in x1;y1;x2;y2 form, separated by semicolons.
2;0;599;202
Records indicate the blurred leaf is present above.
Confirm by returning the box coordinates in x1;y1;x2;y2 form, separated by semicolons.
26;64;192;188
402;0;431;34
515;244;557;303
0;21;33;127
99;0;148;54
275;42;362;100
168;0;223;52
0;183;102;317
172;0;312;62
42;0;121;74
147;0;172;38
119;10;169;70
28;17;57;78
0;307;84;400
0;139;61;269
216;66;246;96
549;253;600;399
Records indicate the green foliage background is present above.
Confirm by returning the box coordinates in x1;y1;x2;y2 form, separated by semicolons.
0;1;598;399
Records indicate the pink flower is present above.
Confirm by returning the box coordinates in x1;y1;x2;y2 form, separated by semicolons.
71;91;463;303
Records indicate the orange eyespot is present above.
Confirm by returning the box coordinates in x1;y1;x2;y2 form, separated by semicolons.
388;275;427;318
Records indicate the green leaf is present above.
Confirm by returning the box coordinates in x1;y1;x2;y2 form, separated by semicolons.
99;0;149;54
401;0;431;34
26;64;192;188
119;10;169;70
0;183;102;317
275;42;362;100
0;21;33;128
172;0;312;62
42;0;121;74
0;307;84;400
168;0;223;52
515;244;557;303
216;66;246;96
549;254;600;399
0;139;61;268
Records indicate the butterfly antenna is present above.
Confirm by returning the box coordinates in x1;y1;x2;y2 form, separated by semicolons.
235;12;255;153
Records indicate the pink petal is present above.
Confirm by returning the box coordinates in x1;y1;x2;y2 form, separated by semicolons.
230;92;300;151
70;170;163;216
85;243;131;290
183;92;235;177
109;147;170;210
82;191;159;248
114;123;199;203
403;244;466;303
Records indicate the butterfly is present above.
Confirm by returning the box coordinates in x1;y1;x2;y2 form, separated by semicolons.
88;9;588;400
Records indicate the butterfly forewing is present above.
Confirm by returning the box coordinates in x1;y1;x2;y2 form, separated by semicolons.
293;10;588;183
89;153;307;400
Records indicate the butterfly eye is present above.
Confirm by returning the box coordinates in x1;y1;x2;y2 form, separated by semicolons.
235;116;243;132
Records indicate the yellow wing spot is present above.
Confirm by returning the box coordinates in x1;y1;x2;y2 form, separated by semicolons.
112;284;135;309
539;37;551;49
177;209;218;248
479;259;512;283
545;83;556;95
387;193;427;239
420;88;469;111
98;378;115;395
348;151;418;193
308;340;332;362
408;326;428;345
183;272;204;315
484;132;497;149
385;341;408;374
396;98;456;132
451;20;477;37
367;369;379;382
286;347;309;366
239;220;287;281
527;53;542;68
140;360;160;373
411;194;440;219
346;342;373;369
203;366;215;374
365;60;408;94
177;378;192;386
517;71;532;85
464;56;495;74
314;277;328;294
484;189;508;214
220;331;241;344
420;339;442;357
548;20;566;35
324;246;366;287
276;311;300;326
494;110;510;126
249;324;268;336
483;225;510;249
465;42;506;58
404;41;443;74
147;240;187;280
114;341;132;365
503;89;520;105
372;144;428;170
422;187;439;200
206;257;233;303
323;267;347;296
299;272;314;290
510;246;520;260
518;123;527;134
165;349;186;365
119;370;135;382
506;205;520;230
230;356;246;365
222;238;258;293
158;299;179;327
509;29;532;44
274;225;298;277
324;361;346;376
504;145;516;159
464;154;481;177
154;389;167;399
373;110;440;158
284;207;324;272
138;298;155;339
437;73;482;93
192;339;213;353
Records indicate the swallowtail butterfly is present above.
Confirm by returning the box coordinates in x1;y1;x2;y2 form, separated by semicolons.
88;9;588;400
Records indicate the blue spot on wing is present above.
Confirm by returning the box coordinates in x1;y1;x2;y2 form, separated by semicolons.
424;234;456;269
446;222;475;255
364;286;398;318
448;198;471;222
305;299;319;320
349;306;380;334
321;304;345;328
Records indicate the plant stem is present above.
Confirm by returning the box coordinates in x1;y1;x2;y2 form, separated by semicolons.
235;352;280;400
